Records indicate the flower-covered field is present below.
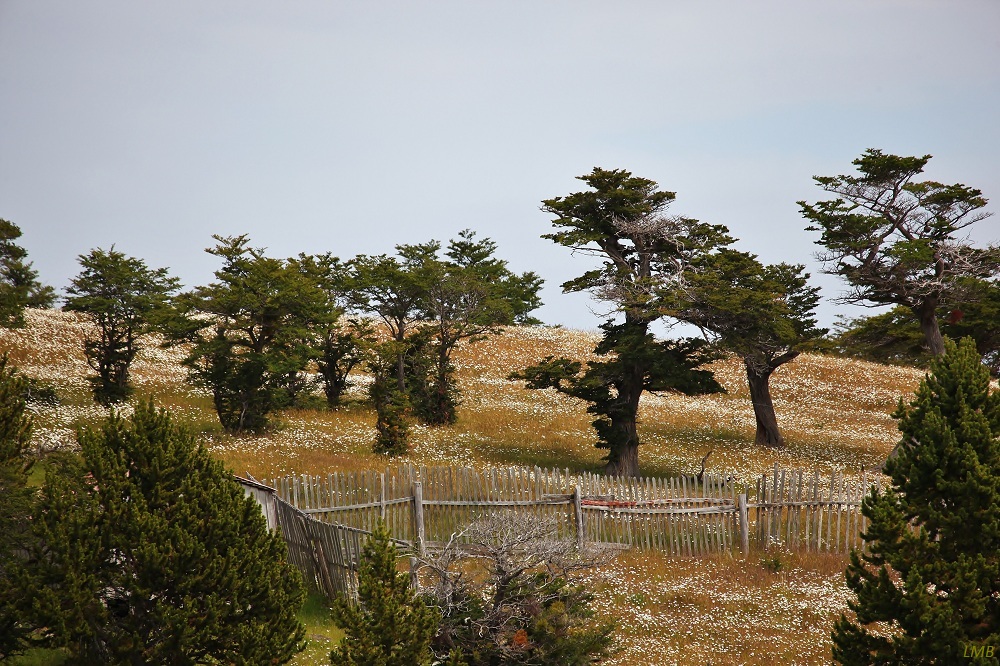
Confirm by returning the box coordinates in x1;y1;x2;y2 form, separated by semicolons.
0;308;929;665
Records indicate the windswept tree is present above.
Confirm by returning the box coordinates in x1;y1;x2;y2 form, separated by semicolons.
832;338;1000;664
517;168;727;476
667;249;825;447
513;322;722;465
165;235;322;432
800;149;999;356
0;219;55;328
349;251;429;452
64;247;179;405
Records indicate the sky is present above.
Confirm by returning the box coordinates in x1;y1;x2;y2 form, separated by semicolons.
2;1;998;332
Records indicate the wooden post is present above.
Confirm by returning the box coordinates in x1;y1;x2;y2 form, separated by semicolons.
413;481;426;556
573;485;585;548
379;472;387;521
738;493;750;555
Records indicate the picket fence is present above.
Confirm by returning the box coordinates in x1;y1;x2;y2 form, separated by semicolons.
240;464;881;600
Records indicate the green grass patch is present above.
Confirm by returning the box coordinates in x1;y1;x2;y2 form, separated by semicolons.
291;591;344;665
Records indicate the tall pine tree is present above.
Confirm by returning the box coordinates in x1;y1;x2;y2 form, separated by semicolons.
833;338;1000;664
17;401;306;663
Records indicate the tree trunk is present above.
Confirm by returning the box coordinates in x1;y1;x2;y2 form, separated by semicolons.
604;335;645;478
915;298;945;356
396;353;407;393
604;435;639;478
745;359;784;447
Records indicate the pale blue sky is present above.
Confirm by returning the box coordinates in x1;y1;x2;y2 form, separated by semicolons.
2;1;997;330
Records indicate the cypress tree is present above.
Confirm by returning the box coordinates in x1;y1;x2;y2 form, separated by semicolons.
19;400;306;663
330;521;439;666
832;337;1000;664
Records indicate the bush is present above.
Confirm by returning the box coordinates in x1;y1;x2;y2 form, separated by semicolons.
21;377;57;406
417;512;615;665
368;341;410;456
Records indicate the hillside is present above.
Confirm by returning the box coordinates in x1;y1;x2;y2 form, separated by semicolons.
2;308;922;481
1;308;930;665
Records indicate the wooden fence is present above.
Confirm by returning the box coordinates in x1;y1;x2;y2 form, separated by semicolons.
754;467;878;553
263;463;881;557
240;465;882;602
239;475;370;602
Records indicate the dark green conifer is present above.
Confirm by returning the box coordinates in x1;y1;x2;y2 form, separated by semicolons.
833;338;1000;664
330;522;439;666
0;357;35;658
19;400;306;663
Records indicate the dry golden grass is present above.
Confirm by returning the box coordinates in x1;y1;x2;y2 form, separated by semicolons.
2;309;929;665
584;548;854;665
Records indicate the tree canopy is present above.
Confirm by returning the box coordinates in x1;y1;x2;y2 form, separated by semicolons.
800;149;999;356
290;252;371;408
352;232;542;441
166;235;323;432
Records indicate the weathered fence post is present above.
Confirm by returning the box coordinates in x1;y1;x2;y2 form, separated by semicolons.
379;472;386;521
573;485;585;548
413;481;426;556
737;493;750;555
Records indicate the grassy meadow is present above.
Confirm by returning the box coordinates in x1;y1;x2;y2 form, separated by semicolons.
1;308;931;665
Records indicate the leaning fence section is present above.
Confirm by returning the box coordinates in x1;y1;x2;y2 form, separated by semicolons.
275;492;367;601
